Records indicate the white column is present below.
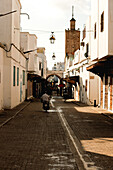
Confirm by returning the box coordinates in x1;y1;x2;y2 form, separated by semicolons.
108;76;110;110
112;78;113;111
103;74;105;109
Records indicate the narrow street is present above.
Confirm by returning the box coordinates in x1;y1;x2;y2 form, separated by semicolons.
0;96;113;170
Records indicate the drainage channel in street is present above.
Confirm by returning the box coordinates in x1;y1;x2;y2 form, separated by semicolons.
50;98;100;170
57;107;101;170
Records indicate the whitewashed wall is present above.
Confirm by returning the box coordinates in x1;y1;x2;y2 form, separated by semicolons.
91;0;113;60
0;0;26;109
108;0;113;55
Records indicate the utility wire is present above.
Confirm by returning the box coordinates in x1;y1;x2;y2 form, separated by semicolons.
22;29;64;33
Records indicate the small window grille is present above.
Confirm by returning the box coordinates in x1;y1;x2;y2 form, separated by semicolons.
13;66;16;86
94;23;96;39
17;68;19;86
23;70;25;85
101;12;104;32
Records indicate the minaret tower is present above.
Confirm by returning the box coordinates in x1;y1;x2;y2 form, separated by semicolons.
70;6;76;30
65;5;80;70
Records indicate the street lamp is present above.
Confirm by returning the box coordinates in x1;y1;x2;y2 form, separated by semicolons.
52;53;56;60
20;13;30;19
0;10;17;17
49;32;56;44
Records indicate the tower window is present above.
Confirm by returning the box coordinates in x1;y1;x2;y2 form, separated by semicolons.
83;26;86;40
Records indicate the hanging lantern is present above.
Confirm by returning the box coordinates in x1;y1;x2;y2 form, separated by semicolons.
52;53;56;60
49;32;56;44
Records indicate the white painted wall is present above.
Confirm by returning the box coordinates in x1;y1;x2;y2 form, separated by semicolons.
80;16;91;62
0;0;21;48
28;34;37;72
79;16;100;105
91;0;113;60
0;0;26;109
89;73;99;105
108;76;110;110
98;0;108;59
73;50;80;65
20;32;38;74
91;0;99;60
103;75;105;109
11;54;26;108
108;0;113;55
37;52;47;79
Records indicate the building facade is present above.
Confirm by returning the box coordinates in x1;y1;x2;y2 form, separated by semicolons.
52;62;64;71
20;34;47;99
0;0;26;109
64;11;100;105
65;14;80;75
87;0;113;111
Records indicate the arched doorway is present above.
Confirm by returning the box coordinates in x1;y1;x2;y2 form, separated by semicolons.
46;74;63;96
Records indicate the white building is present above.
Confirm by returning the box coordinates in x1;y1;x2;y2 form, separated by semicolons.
20;32;39;99
64;15;100;105
20;34;47;98
52;62;64;71
37;48;47;79
0;0;26;109
78;16;100;105
87;0;113;111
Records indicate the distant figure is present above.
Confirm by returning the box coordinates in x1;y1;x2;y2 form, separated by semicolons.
41;92;50;102
57;87;59;96
41;92;50;110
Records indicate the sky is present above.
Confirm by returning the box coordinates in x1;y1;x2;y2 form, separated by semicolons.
20;0;91;70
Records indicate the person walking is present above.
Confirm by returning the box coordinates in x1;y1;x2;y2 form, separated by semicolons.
41;91;50;111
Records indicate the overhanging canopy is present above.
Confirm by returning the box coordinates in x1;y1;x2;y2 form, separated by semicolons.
63;76;79;85
28;74;46;82
87;55;113;77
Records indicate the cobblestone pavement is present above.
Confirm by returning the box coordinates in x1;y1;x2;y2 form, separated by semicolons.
0;99;78;170
0;101;30;127
1;97;113;170
54;97;113;170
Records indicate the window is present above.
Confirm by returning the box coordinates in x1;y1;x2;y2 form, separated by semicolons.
39;62;42;70
13;66;16;86
86;43;89;53
94;23;96;39
41;68;43;76
101;12;104;32
83;26;86;40
23;70;25;85
85;80;87;92
82;66;83;72
85;43;89;58
17;68;19;86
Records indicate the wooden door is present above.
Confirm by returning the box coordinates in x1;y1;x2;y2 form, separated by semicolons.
101;78;103;107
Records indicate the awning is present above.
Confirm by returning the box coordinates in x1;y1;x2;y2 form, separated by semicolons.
58;84;65;87
28;73;41;79
63;76;79;85
87;55;113;77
